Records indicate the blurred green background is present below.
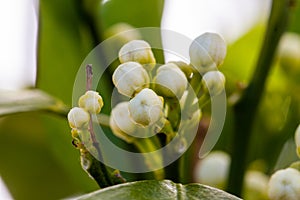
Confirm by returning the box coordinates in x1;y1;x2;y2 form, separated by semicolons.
0;0;300;199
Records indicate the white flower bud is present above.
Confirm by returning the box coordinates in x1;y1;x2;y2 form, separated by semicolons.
109;102;137;143
294;124;300;158
154;63;188;98
129;88;163;126
268;168;300;200
194;151;231;189
119;40;156;69
278;33;300;77
189;32;227;73
68;107;90;129
78;90;104;114
202;71;225;96
243;171;269;200
112;61;150;97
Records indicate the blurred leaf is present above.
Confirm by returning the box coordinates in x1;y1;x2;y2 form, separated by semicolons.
0;89;68;117
288;1;300;34
0;113;96;200
220;15;300;175
215;24;265;150
100;0;164;29
273;139;298;171
38;0;93;105
13;0;102;197
74;180;241;200
221;24;265;93
100;0;165;63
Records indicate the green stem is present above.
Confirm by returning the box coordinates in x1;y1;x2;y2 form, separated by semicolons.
227;0;291;196
97;113;111;127
133;137;165;180
164;158;180;183
80;150;112;188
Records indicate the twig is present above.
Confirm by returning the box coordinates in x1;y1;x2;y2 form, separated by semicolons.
85;64;113;186
86;64;93;91
86;64;102;158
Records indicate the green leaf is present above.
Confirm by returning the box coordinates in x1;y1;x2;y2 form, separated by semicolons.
100;0;164;30
33;0;102;196
221;24;265;93
74;180;241;200
0;89;68;117
0;113;95;200
100;0;165;63
288;2;300;34
37;0;94;105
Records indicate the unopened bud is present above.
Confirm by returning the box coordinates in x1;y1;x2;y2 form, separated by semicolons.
112;61;150;97
68;107;90;129
278;33;300;78
129;88;163;126
194;151;231;189
154;63;187;98
109;102;137;143
119;40;156;69
268;168;300;200
243;171;269;200
189;32;227;73
202;71;225;96
104;23;141;43
79;90;103;114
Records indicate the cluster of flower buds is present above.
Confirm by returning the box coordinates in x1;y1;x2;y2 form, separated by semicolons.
111;40;164;141
111;32;227;143
67;90;103;139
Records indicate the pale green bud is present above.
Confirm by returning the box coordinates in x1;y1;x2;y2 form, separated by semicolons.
243;171;269;200
294;124;300;158
129;88;163;126
202;71;225;96
154;63;187;98
104;23;141;43
194;151;231;189
68;107;90;129
109;102;137;143
78;90;103;114
189;32;227;73
268;168;300;200
119;40;156;69
278;33;300;78
112;61;150;97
